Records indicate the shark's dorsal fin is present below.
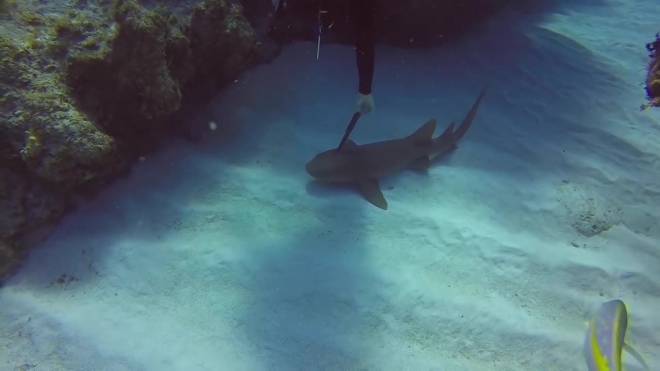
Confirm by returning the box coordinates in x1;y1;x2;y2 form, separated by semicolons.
408;119;437;143
356;179;388;210
340;139;358;150
432;121;457;152
439;122;456;141
408;156;430;171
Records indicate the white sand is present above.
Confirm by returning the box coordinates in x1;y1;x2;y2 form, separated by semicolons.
2;0;660;370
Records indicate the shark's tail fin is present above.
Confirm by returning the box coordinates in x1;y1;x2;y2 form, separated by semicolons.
452;89;487;142
432;89;486;155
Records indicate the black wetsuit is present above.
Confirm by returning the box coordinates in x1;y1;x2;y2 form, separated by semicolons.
351;0;375;95
274;0;375;95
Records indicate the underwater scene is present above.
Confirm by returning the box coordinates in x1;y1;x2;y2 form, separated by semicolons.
1;0;659;369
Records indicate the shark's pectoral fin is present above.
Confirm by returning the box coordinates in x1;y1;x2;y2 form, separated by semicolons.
356;179;388;210
408;156;431;171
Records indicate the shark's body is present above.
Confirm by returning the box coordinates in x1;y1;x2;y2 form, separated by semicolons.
305;89;486;210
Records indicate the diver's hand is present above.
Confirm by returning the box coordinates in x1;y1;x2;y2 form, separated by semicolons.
357;93;375;114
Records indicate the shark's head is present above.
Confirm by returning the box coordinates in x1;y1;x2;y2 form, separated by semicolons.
305;149;355;182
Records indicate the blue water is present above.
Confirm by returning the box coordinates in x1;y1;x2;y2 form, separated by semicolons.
1;0;659;370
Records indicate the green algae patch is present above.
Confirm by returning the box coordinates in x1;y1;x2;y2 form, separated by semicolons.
0;0;263;280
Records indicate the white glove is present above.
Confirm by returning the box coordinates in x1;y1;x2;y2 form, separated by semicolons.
357;93;375;114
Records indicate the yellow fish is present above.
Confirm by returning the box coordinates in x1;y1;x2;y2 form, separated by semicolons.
583;299;650;371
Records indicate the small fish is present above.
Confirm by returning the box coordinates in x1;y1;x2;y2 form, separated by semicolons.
583;299;650;371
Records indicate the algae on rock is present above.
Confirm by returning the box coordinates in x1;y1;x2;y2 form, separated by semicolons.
1;23;120;278
66;0;183;139
0;0;263;280
188;0;258;88
65;0;259;141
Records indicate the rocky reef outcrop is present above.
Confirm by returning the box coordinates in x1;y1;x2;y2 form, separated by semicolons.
0;0;270;279
643;33;660;110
